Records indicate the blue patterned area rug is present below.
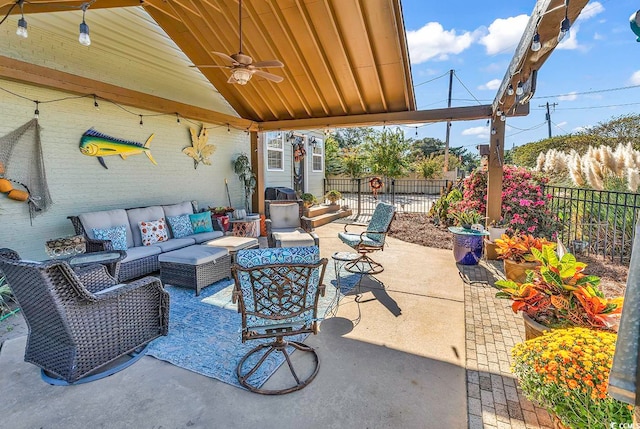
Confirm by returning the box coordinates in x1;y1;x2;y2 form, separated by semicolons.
146;268;358;390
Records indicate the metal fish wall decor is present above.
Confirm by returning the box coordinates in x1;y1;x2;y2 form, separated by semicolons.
79;128;158;169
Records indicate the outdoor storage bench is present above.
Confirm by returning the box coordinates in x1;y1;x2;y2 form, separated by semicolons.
69;201;224;281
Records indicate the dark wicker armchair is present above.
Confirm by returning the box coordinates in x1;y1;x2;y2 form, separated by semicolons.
0;248;169;384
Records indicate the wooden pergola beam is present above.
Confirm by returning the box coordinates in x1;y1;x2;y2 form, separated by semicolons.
257;104;528;131
493;0;590;116
0;0;140;15
0;56;255;130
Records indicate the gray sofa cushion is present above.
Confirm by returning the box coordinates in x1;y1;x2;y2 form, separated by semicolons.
127;206;165;247
121;245;161;263
151;238;196;252
162;202;194;218
186;230;224;244
79;209;134;248
269;203;301;229
271;227;306;234
159;246;229;265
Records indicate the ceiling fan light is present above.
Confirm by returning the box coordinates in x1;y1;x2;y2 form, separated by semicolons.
232;68;252;85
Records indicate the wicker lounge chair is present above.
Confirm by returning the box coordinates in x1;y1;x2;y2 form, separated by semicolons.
231;246;327;394
0;248;169;384
338;202;396;274
264;200;318;248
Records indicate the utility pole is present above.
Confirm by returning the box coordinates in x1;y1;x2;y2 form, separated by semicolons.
443;69;454;172
540;102;558;138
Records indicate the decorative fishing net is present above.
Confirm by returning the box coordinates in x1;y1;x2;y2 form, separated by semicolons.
0;119;53;221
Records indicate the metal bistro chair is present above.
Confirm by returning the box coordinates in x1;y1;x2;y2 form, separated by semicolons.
231;246;327;394
338;202;396;274
0;248;169;385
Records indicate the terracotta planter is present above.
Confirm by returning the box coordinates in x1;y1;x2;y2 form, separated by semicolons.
503;259;539;283
523;313;550;341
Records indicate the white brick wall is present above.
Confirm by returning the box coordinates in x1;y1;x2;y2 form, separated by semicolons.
0;79;250;259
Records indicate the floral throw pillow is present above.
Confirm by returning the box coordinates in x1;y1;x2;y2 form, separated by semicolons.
139;218;169;246
92;225;128;251
189;212;213;234
167;214;194;239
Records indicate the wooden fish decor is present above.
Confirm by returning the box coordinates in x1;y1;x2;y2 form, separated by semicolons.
79;129;157;169
183;127;216;169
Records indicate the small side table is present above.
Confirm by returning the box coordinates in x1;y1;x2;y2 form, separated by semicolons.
447;226;490;265
63;250;125;279
230;219;260;238
331;252;366;309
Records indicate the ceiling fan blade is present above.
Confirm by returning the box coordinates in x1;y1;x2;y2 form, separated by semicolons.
252;60;284;68
212;51;238;64
231;52;253;65
253;70;284;83
190;65;231;69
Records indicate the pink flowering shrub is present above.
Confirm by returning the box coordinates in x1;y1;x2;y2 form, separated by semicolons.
453;165;558;239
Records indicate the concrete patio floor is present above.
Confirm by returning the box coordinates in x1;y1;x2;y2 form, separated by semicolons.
0;222;548;428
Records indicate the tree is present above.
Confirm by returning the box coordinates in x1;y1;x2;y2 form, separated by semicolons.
341;147;367;178
366;127;411;178
332;127;376;149
414;154;460;179
408;137;445;161
323;135;342;176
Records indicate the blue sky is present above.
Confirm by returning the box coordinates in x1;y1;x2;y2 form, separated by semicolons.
399;0;639;153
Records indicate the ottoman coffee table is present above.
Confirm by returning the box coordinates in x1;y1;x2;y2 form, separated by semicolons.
203;236;259;261
158;246;231;296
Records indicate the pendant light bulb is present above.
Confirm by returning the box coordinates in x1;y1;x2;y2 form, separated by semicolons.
507;84;514;96
531;32;541;52
139;115;144;128
491;128;496;135
516;81;524;96
16;1;28;38
500;114;506;122
79;5;91;46
558;16;570;43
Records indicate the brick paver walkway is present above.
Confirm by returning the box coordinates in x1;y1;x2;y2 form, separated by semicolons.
459;260;553;429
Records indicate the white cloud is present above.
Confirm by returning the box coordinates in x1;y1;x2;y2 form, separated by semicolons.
630;71;640;85
479;14;529;55
478;79;501;91
573;126;590;133
556;121;568;128
462;126;490;139
558;91;578;101
557;2;605;51
593;32;603;40
407;22;474;63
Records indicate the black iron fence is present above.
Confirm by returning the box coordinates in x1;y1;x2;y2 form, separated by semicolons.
545;185;640;264
324;177;451;220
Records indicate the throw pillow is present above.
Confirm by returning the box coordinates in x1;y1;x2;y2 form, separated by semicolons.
139;218;169;246
167;214;194;238
189;212;213;234
92;225;128;251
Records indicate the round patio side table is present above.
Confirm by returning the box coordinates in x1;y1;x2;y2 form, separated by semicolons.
447;226;489;265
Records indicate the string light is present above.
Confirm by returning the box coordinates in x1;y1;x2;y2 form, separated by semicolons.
558;1;571;43
531;32;541;52
78;3;91;47
415;127;418;137
93;95;99;110
16;0;27;39
507;84;514;96
516;81;524;96
175;113;180;124
139;115;143;127
34;101;39;119
491;127;496;135
227;124;230;134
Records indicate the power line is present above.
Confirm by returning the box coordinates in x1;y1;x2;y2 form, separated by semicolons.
453;71;483;105
533;84;640;100
413;71;450;88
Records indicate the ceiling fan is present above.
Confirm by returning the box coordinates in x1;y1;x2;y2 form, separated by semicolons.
190;0;284;85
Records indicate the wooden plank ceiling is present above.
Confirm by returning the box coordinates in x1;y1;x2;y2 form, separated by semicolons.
140;0;415;124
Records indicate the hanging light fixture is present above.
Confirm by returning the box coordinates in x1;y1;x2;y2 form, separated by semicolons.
507;84;514;96
515;81;524;96
558;3;571;43
78;3;91;46
16;0;27;38
231;68;252;85
531;32;541;51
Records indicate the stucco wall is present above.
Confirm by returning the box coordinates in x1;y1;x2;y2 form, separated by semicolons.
0;79;249;260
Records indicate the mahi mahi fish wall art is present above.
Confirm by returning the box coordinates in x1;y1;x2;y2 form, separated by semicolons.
79;129;158;169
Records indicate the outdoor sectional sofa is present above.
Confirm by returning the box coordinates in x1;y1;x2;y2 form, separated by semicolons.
69;201;224;282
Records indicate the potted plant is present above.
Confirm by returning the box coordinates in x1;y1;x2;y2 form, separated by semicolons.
324;190;342;208
233;153;257;212
512;327;633;428
487;219;508;242
495;233;555;283
495;245;624;339
448;210;485;230
300;193;317;208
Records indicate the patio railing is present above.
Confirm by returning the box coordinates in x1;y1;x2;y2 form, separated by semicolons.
324;177;451;220
545;185;640;264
